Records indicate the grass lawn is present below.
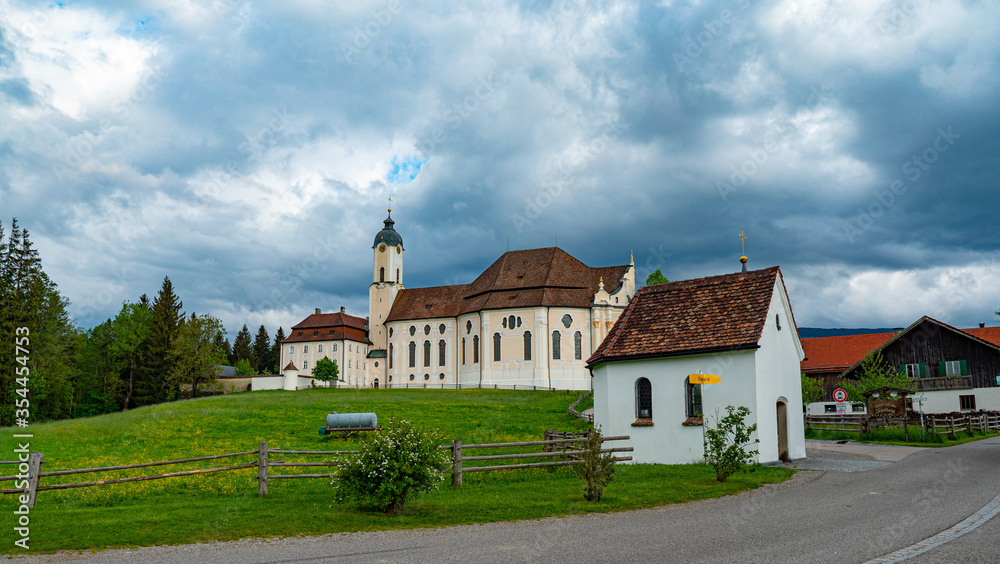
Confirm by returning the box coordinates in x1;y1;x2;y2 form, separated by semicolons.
805;426;1000;447
2;388;793;554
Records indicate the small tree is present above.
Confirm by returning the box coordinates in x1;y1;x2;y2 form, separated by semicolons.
842;350;914;404
645;269;670;286
334;419;449;513
312;357;340;386
704;405;759;483
568;426;617;501
233;358;257;376
801;373;823;406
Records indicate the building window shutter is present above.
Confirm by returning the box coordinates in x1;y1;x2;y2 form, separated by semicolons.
898;364;905;374
961;360;968;375
939;362;946;377
919;363;926;378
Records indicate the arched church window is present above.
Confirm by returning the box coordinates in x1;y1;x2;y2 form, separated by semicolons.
424;325;431;335
304;345;308;353
552;331;561;360
396;268;400;281
574;331;582;360
508;315;515;329
502;317;507;329
332;344;337;351
408;341;416;367
561;314;573;329
423;340;431;366
389;328;393;337
438;340;446;366
516;317;522;327
318;345;323;353
462;338;466;364
409;326;416;336
380;267;385;282
523;331;532;361
686;380;702;418
439;324;446;334
389;343;393;369
466;320;472;334
473;335;480;363
636;378;652;419
493;333;501;362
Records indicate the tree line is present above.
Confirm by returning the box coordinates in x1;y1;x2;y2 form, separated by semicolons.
0;218;286;426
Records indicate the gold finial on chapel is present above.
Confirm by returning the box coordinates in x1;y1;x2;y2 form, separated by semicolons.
739;229;748;264
387;196;392;213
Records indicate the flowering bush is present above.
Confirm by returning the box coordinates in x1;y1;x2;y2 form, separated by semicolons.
334;419;450;513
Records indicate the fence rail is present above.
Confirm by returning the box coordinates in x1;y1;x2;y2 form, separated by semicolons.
806;411;1000;440
0;431;632;505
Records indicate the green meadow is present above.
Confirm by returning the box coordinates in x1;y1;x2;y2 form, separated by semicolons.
1;388;793;553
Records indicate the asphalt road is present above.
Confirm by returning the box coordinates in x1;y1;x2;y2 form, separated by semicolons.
14;438;1000;564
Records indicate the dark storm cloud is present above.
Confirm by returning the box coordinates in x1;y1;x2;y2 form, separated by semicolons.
1;0;998;337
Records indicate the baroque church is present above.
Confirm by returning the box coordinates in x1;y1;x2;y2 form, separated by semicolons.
279;208;635;390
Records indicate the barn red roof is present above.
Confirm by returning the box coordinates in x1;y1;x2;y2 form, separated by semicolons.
586;267;783;366
962;326;1000;347
799;333;895;373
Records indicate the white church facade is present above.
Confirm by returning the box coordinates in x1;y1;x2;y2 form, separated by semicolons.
276;209;636;391
588;266;806;465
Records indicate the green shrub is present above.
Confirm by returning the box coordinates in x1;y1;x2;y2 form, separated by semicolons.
334;419;450;513
704;405;759;483
568;426;617;501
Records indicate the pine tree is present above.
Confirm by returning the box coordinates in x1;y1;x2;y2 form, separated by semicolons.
271;327;286;374
111;301;152;410
135;277;183;406
232;324;253;367
252;325;270;375
0;219;80;424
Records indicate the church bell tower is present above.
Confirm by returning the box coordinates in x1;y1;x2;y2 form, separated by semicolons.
369;206;403;353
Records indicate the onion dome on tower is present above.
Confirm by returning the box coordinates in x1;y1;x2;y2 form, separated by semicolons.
373;211;403;249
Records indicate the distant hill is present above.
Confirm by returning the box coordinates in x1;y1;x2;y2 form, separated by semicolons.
798;327;895;338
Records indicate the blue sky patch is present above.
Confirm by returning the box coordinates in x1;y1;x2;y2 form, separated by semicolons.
386;155;428;184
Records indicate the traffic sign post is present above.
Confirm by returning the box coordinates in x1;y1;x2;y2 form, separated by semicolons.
833;388;848;415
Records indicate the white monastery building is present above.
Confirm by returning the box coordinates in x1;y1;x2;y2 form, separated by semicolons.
275;209;636;390
587;265;806;465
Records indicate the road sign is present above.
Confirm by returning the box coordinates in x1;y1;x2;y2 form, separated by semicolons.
833;388;848;403
688;374;722;385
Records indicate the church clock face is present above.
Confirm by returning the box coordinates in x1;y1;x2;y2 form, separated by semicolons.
396;246;401;254
379;244;386;253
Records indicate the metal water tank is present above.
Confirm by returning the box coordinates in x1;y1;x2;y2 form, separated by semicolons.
325;412;378;429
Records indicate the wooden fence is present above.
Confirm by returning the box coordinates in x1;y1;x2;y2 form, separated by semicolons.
805;412;1000;440
568;394;594;423
1;432;631;506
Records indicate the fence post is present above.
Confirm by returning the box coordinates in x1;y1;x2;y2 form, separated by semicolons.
451;439;462;487
25;452;43;509
258;442;269;497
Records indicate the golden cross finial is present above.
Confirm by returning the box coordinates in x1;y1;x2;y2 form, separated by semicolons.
387;196;392;212
630;249;634;264
739;229;747;255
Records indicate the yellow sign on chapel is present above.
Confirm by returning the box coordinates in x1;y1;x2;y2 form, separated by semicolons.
688;373;722;385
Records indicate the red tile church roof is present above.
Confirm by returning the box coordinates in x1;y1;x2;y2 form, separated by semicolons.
587;267;784;366
386;247;630;322
284;311;370;344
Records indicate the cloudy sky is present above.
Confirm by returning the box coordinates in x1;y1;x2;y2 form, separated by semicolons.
2;0;998;339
